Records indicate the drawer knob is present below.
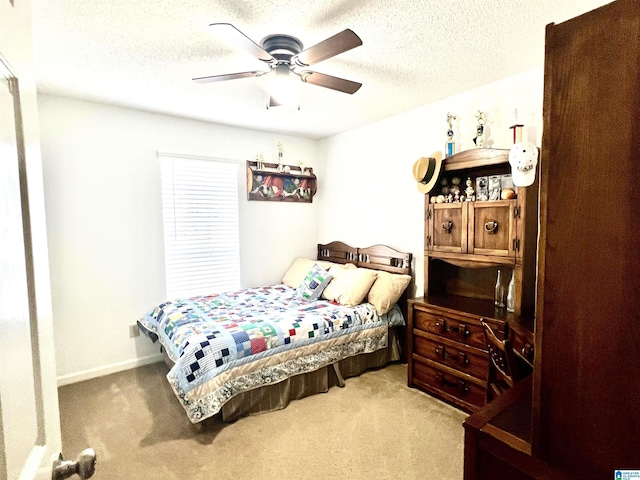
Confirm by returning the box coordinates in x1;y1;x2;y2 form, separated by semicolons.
458;351;469;367
435;319;470;339
522;342;534;361
457;323;470;339
441;221;453;233
435;372;469;396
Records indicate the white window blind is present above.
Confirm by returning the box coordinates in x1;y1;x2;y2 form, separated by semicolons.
159;154;241;299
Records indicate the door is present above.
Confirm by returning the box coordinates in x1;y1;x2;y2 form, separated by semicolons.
0;55;61;479
467;199;516;257
428;202;467;254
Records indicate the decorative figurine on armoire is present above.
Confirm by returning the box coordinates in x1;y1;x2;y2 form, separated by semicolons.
473;110;486;148
445;112;457;158
509;109;524;144
277;141;284;172
464;177;475;201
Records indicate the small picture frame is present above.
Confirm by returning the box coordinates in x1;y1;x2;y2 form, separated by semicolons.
475;176;489;201
488;175;502;201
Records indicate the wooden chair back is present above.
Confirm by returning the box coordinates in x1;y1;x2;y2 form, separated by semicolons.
481;319;520;402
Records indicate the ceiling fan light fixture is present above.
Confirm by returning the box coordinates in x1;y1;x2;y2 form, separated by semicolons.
267;63;300;107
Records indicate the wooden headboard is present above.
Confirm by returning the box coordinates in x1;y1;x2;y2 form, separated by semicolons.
317;241;412;276
318;241;413;362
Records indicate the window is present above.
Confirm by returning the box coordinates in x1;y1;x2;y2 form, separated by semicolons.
159;153;241;299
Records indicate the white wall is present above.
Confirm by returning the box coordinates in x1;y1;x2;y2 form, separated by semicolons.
40;68;544;385
317;68;544;296
38;95;319;384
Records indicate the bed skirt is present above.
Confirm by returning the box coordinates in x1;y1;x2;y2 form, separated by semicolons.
217;326;402;421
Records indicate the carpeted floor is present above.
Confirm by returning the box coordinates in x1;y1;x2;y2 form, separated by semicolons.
58;362;467;479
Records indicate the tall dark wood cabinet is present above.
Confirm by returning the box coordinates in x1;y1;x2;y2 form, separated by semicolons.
532;0;640;476
463;1;640;478
408;148;538;412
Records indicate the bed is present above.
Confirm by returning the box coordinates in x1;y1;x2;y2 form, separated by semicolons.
138;241;413;423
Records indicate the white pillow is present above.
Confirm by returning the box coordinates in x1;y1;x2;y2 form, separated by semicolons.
367;271;412;315
322;267;378;307
321;263;357;301
282;257;334;288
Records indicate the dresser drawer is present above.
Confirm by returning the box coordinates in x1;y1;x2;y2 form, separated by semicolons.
413;331;489;380
411;357;486;411
510;329;535;366
412;307;487;350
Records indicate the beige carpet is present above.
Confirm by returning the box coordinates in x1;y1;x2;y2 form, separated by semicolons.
58;362;467;479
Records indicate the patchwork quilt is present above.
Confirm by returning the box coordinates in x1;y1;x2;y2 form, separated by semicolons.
139;284;400;423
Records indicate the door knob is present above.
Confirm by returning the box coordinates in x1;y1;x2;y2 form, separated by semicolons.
52;448;96;480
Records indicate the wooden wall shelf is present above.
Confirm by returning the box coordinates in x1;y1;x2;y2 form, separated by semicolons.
246;160;317;203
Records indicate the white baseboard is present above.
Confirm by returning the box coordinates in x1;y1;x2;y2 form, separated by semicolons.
56;353;164;387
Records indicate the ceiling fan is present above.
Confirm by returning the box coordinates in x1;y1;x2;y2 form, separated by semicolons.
193;23;363;108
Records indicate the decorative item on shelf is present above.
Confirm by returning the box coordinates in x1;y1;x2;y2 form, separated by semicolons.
441;179;449;192
488;175;501;201
500;174;516;199
494;269;506;308
475;176;489;201
256;152;265;170
506;270;515;313
508;141;539;187
450;178;461;202
277;141;284;172
298;161;306;174
473;110;486;148
509;109;524;144
445;112;457;158
464;177;475;201
412;151;443;194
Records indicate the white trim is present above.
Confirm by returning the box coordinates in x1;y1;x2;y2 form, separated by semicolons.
156;150;240;165
18;445;47;480
56;353;164;387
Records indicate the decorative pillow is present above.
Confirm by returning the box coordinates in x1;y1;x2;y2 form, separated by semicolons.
367;271;412;315
322;267;378;307
296;264;333;302
282;257;334;288
321;263;357;300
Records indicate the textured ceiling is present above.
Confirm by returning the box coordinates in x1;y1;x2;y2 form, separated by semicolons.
30;0;611;139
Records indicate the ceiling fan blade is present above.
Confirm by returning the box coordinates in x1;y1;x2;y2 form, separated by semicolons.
193;70;268;84
210;23;274;63
293;29;362;67
300;71;362;94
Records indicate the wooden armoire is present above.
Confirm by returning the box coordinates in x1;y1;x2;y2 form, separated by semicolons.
463;0;640;478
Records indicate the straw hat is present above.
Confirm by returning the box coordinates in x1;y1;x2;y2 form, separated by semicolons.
412;151;443;194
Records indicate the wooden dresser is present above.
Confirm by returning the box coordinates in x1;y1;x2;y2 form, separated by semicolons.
408;148;537;412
